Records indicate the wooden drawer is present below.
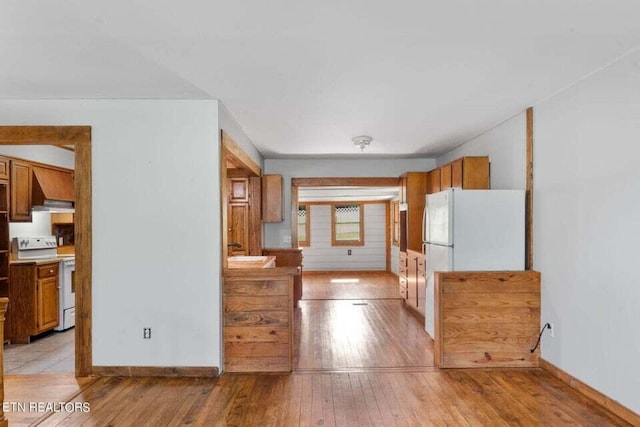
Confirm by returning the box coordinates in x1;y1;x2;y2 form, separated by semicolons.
399;252;408;267
399;265;408;277
0;157;8;180
399;276;407;289
37;263;59;279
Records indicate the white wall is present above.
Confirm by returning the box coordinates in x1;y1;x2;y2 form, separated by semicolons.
390;245;399;275
533;50;640;413
0;99;223;368
302;203;386;271
9;211;52;239
435;50;640;413
219;103;263;168
0;145;74;169
436;112;526;190
263;158;436;248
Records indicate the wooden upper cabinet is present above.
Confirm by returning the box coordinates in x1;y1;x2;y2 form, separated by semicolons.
427;156;490;194
0;156;9;180
427;169;441;194
451;158;463;188
399;176;407;205
458;156;490;189
10;160;33;222
262;174;283;223
440;163;452;190
401;172;428;253
229;178;249;203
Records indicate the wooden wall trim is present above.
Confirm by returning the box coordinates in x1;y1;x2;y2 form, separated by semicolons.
221;131;261;177
0;126;92;378
526;107;534;270
290;185;299;248
0;126;91;145
540;358;640;426
0;298;8;427
92;366;219;378
75;138;92;377
385;200;391;272
292;177;399;187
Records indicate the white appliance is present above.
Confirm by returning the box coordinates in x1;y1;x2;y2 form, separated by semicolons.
423;189;525;337
54;257;76;331
12;236;58;259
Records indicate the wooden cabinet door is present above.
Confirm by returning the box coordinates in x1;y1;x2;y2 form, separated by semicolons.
427;169;441;194
0;156;9;180
451;159;463;188
228;203;249;255
262;174;283;222
417;256;426;315
407;251;419;308
461;157;490;189
10;160;32;222
440;164;452;190
37;276;59;332
229;178;249;202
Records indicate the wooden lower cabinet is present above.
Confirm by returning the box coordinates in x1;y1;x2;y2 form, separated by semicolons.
8;261;60;344
406;250;425;318
262;248;303;308
398;251;408;300
223;268;296;373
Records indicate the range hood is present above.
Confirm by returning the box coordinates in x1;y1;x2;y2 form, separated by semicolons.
31;166;75;212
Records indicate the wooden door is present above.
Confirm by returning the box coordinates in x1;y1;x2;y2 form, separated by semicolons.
229;178;249;203
228;203;249;255
451;159;463;188
37;277;59;332
10;160;32;222
440;164;452;190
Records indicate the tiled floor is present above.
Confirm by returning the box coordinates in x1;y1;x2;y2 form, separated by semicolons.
4;328;75;374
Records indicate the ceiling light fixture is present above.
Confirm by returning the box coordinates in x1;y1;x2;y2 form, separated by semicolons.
352;135;373;151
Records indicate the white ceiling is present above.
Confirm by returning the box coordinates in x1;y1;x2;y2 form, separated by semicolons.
3;1;640;157
299;186;399;202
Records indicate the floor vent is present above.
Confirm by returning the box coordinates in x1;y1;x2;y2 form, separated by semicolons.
352;302;369;306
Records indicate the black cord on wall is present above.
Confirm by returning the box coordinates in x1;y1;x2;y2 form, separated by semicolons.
530;323;551;353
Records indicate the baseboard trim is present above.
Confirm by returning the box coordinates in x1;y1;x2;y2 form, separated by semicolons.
540;358;639;425
92;366;219;378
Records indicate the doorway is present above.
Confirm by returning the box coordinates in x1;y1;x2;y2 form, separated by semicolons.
289;177;434;371
0;126;92;377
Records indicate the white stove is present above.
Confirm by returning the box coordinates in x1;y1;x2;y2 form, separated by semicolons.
12;236;58;259
55;256;75;331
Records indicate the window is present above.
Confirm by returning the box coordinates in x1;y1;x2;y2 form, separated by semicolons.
331;203;364;246
391;201;400;246
297;204;310;247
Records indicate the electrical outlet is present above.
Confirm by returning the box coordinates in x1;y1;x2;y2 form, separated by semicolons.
548;323;554;338
347;249;352;255
143;328;152;339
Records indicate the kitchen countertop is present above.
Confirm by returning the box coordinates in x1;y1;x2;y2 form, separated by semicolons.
227;255;276;269
10;256;75;265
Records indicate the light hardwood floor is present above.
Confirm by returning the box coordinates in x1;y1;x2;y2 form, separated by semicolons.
2;271;632;426
4;329;75;374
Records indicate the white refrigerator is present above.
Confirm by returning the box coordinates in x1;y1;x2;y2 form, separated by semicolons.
423;189;525;337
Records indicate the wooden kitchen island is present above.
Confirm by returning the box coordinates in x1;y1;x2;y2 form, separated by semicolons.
223;266;298;373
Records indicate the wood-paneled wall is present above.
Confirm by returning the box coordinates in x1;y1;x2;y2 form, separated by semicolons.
434;271;541;368
303;203;386;271
223;268;297;373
